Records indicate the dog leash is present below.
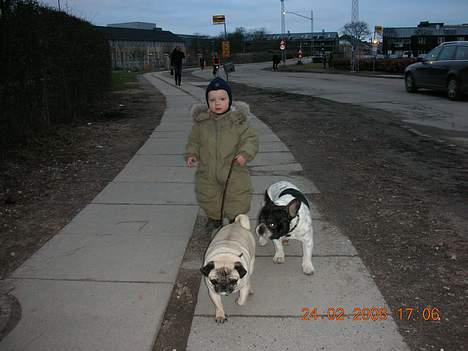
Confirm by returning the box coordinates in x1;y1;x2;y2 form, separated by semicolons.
219;156;237;224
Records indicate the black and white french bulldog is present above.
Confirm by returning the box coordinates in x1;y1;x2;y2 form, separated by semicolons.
256;181;314;275
200;214;255;323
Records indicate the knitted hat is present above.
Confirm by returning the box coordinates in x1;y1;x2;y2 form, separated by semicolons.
205;77;232;109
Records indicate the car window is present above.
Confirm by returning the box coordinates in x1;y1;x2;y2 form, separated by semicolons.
455;46;468;60
426;46;442;61
438;46;456;60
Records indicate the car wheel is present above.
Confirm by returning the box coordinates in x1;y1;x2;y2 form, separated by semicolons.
447;77;462;100
405;73;417;93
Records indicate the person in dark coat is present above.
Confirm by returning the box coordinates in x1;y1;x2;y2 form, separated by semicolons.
170;47;185;86
272;54;280;71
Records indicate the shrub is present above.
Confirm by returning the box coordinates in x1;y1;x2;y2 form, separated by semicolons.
0;0;112;146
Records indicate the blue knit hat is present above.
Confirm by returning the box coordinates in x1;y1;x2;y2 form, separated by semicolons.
205;77;232;109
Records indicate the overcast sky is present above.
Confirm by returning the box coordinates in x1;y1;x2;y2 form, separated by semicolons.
39;0;468;36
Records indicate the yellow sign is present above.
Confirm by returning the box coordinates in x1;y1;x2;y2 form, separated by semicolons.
222;41;230;58
375;25;383;34
212;15;225;24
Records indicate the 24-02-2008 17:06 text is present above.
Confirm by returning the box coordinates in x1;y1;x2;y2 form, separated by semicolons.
301;307;441;321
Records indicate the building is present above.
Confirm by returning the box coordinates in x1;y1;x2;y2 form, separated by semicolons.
244;31;339;56
383;21;468;57
95;22;185;71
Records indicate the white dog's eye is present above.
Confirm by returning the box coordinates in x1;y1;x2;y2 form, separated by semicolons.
210;279;217;285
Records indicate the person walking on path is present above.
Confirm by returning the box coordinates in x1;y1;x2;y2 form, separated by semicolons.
185;77;258;232
170;47;185;86
272;54;280;71
199;56;205;70
212;54;220;76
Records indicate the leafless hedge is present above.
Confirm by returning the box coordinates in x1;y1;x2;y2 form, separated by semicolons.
0;0;111;147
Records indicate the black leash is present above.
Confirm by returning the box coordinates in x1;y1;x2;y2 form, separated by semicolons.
219;157;237;224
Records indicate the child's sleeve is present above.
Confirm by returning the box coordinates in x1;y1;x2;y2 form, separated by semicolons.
237;122;259;163
184;124;200;161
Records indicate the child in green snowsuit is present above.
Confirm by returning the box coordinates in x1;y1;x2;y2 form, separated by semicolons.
185;78;258;230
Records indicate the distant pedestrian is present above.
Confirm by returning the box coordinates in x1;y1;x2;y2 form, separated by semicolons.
170;47;185;86
200;56;205;70
322;54;327;69
272;54;280;71
328;52;334;69
212;54;220;76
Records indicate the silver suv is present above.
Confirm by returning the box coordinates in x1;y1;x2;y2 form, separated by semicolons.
404;41;468;100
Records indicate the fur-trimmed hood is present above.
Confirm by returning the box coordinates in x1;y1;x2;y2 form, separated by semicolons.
190;101;251;123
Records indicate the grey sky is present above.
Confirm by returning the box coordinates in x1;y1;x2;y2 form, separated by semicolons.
40;0;468;36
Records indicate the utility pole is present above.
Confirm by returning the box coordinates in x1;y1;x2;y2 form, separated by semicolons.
281;0;286;65
351;0;359;71
310;10;314;61
58;0;61;11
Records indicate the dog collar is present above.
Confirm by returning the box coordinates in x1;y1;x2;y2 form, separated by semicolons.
288;214;300;234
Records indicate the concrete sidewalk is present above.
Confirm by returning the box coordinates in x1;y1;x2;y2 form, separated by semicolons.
0;70;409;350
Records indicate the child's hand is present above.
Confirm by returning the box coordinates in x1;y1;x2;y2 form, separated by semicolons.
187;157;197;168
235;154;247;167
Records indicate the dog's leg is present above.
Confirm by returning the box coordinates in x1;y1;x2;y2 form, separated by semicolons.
236;283;250;306
272;239;285;264
208;287;227;323
301;234;315;275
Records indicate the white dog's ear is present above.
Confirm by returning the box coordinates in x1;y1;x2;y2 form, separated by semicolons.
200;261;215;276
234;262;247;278
287;199;301;218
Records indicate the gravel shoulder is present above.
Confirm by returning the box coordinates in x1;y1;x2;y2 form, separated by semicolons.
228;81;467;351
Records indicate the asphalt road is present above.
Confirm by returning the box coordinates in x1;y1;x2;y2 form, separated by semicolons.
196;61;468;146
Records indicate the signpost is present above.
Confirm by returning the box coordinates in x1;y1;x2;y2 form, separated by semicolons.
222;41;230;58
280;40;286;51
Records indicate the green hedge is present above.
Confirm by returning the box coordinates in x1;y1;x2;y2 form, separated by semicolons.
0;0;111;146
331;57;417;73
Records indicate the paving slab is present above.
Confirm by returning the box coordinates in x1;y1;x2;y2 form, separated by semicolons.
60;204;199;236
12;232;190;283
194;257;385;316
137;139;187;155
149;130;190;139
257;133;282;142
188;316;409;351
258;141;290;152
250;152;295;166
0;279;171;351
251;175;320;194
126;154;186;167
255;219;357;257
249;163;303;174
152;121;193;131
115;165;195;183
92;182;197;205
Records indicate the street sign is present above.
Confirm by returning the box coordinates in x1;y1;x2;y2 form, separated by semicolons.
222;41;230;58
212;15;225;24
375;25;383;34
280;40;286;50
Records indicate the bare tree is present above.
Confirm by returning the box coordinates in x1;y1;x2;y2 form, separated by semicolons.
342;21;370;71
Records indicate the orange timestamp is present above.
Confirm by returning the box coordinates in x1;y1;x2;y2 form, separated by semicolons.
301;306;441;321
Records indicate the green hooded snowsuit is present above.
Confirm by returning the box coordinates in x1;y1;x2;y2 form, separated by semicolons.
185;101;259;220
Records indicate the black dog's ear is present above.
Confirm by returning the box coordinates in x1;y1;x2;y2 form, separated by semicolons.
287;199;301;218
264;190;273;206
200;261;215;277
234;262;247;279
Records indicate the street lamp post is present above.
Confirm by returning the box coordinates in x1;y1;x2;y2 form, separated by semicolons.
282;9;314;62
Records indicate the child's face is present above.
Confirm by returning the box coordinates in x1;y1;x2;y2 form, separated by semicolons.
207;90;229;114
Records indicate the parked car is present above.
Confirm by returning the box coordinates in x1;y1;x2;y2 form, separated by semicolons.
404;41;468;100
